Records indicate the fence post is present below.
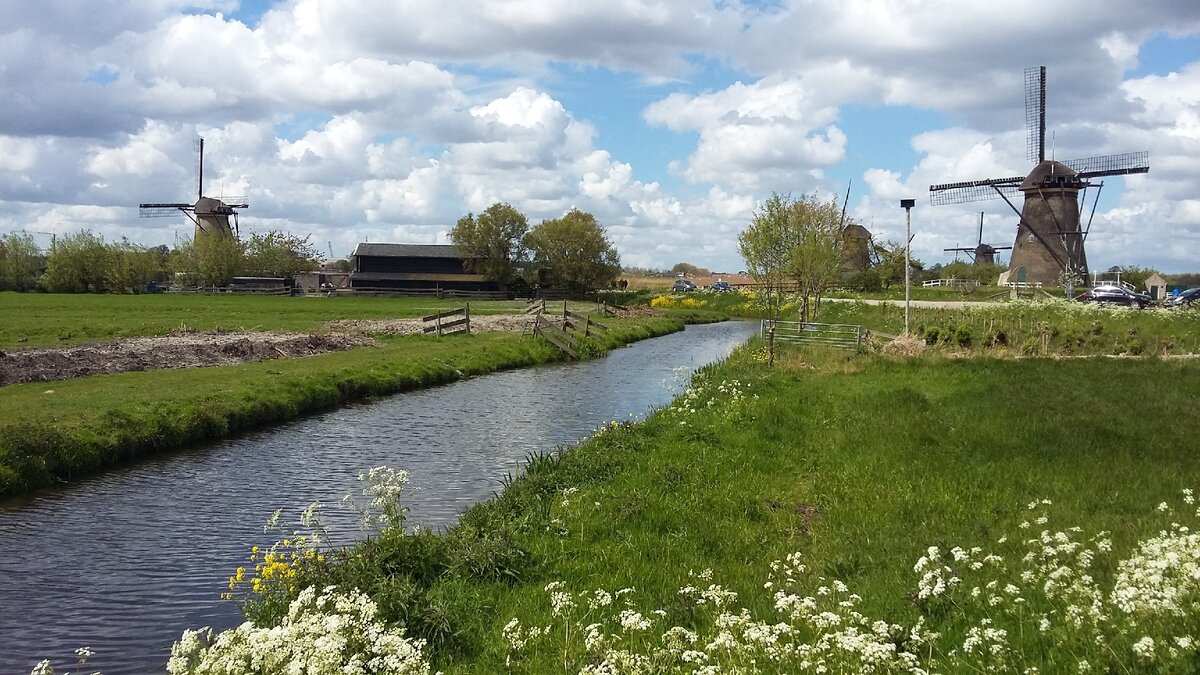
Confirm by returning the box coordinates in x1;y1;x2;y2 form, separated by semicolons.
465;303;470;335
584;315;591;337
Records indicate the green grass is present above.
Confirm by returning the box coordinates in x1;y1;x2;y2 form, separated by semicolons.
0;317;684;497
0;293;548;347
240;343;1200;672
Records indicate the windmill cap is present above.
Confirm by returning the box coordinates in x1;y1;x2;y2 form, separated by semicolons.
194;196;234;215
1021;160;1080;191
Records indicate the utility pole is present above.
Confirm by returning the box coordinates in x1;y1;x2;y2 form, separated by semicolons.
900;199;915;335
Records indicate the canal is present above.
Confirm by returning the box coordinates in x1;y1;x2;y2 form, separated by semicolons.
0;321;755;673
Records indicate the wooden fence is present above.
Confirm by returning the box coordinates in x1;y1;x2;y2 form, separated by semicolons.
532;313;579;358
422;305;470;336
761;319;863;349
564;309;609;339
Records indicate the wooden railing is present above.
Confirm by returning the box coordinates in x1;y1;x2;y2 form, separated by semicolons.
422;305;470;336
532;313;579;358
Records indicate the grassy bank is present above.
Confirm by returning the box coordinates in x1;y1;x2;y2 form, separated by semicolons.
0;317;684;498
194;342;1200;673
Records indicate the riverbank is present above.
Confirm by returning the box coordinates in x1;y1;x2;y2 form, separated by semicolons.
201;343;1200;673
0;316;687;498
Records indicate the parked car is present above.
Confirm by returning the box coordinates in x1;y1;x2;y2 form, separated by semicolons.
672;279;697;292
1078;285;1154;308
710;280;733;293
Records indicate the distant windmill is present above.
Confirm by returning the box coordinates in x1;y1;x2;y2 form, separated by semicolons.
929;66;1149;286
944;213;1013;265
139;138;248;238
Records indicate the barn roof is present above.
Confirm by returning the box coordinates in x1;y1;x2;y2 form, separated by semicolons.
352;243;473;259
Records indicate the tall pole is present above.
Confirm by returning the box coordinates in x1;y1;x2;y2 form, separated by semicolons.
900;199;915;335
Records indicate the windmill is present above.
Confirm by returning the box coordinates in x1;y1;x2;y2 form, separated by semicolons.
929;66;1148;286
139;138;248;238
944;213;1013;265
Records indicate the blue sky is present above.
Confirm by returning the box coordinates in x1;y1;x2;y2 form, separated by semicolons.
1;1;1198;273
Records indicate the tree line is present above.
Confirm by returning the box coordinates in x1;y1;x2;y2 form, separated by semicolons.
450;204;621;292
0;230;320;293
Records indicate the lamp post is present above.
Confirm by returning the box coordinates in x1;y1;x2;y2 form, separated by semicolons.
900;199;915;335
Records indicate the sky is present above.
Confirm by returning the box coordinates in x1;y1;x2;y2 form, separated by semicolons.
2;1;1199;274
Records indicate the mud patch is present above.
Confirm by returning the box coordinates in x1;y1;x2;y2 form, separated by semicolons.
0;332;376;386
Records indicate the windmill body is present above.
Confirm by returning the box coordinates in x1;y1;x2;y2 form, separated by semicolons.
139;138;247;238
1007;160;1087;283
929;67;1148;286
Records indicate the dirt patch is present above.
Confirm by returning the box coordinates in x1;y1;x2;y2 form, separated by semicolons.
880;334;927;357
0;311;570;386
325;313;538;336
0;332;376;386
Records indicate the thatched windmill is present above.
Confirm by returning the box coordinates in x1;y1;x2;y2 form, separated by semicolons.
929;66;1148;286
139;138;248;238
944;213;1012;265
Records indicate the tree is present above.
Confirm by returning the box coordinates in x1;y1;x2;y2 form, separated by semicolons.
0;232;42;291
106;238;161;294
739;193;798;322
243;231;321;279
873;240;924;289
738;193;845;322
449;202;529;290
171;234;245;287
670;262;708;278
40;230;111;293
524;209;621;292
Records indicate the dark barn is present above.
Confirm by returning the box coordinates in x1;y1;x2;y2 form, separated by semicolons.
348;243;499;293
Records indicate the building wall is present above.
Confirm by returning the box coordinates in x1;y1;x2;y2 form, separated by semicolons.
1007;187;1087;285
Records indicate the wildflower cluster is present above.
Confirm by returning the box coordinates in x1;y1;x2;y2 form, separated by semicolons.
341;465;411;532
504;560;928;673
916;493;1200;672
502;490;1200;673
664;371;755;427
167;586;430;674
224;503;329;607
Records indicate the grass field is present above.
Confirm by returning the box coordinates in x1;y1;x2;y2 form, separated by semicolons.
188;341;1200;673
0;292;542;347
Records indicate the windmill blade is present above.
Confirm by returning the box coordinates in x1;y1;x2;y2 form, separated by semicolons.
929;177;1023;205
139;203;194;218
1025;66;1046;164
1064;151;1149;179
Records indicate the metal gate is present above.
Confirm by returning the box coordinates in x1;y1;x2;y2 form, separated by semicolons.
760;320;863;349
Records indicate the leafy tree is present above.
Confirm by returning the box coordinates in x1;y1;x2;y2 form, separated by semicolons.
939;261;1007;286
40;230;110;293
739;194;797;322
171;234;245;287
449;202;529;289
738;193;845;322
243;231;321;279
787;194;844;321
0;232;42;291
106;239;161;294
670;262;708;278
525;209;621;292
873;239;923;289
